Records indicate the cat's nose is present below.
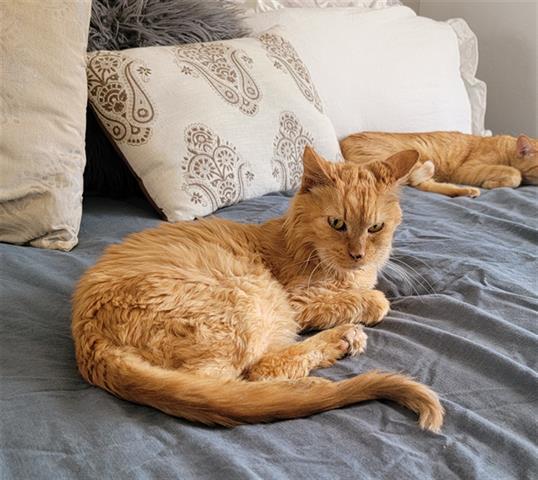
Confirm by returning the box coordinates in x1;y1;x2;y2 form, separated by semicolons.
348;250;364;261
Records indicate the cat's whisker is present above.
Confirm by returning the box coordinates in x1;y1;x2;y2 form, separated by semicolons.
387;262;427;299
320;251;340;271
392;253;436;276
306;259;323;288
297;250;316;274
383;261;423;298
288;250;314;268
305;251;338;288
395;258;434;293
383;262;414;288
390;257;435;294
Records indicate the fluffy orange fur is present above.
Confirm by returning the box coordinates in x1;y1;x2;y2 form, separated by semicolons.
341;132;538;197
72;147;444;432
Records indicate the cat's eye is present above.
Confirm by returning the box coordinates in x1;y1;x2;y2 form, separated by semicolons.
368;222;384;233
328;217;347;232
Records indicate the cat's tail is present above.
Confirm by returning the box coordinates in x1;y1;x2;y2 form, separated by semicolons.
82;346;444;432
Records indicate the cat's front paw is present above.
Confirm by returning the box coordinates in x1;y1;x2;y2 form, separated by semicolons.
482;173;522;189
319;323;368;364
521;163;538;185
340;324;368;356
316;324;367;366
462;187;481;198
358;290;390;326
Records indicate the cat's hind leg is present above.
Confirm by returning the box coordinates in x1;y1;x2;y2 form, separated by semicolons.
245;324;367;381
408;160;480;197
414;179;481;198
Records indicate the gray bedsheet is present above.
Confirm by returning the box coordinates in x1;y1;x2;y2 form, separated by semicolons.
1;187;537;480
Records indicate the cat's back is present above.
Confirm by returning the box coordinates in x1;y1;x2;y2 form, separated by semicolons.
341;131;477;178
342;131;467;159
344;130;477;155
74;218;262;303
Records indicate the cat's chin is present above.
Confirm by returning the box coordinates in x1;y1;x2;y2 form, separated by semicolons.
333;259;367;274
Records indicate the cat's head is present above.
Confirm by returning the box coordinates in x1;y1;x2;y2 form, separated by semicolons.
287;146;418;274
514;135;538;185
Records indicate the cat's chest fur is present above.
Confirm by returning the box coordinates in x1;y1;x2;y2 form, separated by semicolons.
281;267;377;293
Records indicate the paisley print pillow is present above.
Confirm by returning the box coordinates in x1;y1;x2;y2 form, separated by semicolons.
87;27;341;221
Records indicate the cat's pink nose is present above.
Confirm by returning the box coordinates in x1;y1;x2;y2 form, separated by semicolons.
348;249;364;261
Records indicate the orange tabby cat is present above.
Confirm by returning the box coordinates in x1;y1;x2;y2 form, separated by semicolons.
341;132;538;197
72;147;444;432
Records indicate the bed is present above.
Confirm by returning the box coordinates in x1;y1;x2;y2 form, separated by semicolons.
1;186;536;479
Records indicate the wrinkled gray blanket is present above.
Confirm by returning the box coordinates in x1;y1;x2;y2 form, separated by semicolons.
1;187;537;480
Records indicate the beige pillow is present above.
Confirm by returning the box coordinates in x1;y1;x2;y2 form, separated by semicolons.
87;27;342;221
0;0;91;251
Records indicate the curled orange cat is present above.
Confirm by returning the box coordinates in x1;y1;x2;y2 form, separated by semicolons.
72;147;444;432
341;132;538;198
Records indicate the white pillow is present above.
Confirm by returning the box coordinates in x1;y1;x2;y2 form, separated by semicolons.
247;6;485;138
233;0;401;11
448;18;489;136
253;0;401;10
0;1;91;251
87;27;341;222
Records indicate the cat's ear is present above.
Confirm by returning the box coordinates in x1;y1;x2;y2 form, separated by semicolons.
300;146;335;193
368;150;420;185
517;135;535;157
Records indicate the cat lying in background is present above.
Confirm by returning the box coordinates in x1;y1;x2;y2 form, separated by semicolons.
341;132;538;198
72;147;444;432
